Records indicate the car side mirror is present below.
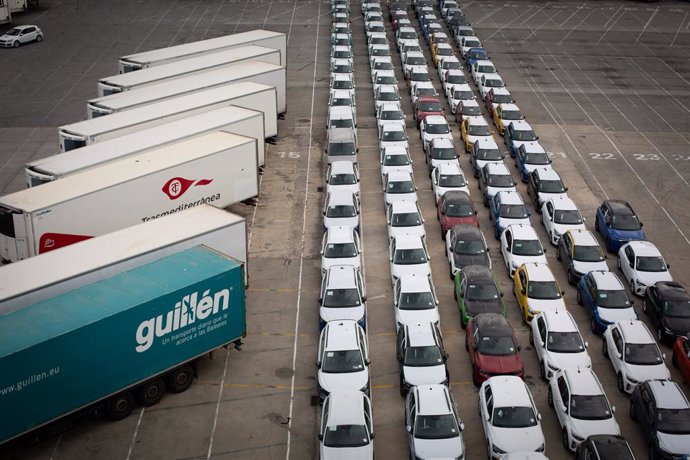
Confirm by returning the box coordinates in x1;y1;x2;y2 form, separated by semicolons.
319;250;324;255
486;247;490;252
543;248;547;253
318;433;323;440
564;187;569;191
535;136;540;140
316;361;321;369
365;358;371;365
485;413;490;422
663;353;667;360
362;295;367;302
517;345;522;351
441;209;446;215
324;148;327;153
561;290;565;295
537;413;542;421
582;217;586;222
616;352;622;359
666;264;670;269
505;246;509;251
640;222;644;227
322;211;326;216
500;292;504;297
584;341;589;348
370;432;375;439
521;287;526;295
611;405;616;414
406;425;412;433
475;210;478;215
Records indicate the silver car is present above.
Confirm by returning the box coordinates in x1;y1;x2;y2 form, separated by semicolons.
0;25;42;48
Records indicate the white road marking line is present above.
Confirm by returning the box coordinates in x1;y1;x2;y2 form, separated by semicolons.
285;0;320;457
262;0;273;29
206;348;231;459
634;7;659;44
482;5;539;41
601;5;624;29
247;174;265;252
522;2;563;43
48;434;62;460
557;7;598;45
125;408;145;460
167;1;204;46
597;7;626;44
287;1;297;44
471;0;512;25
519;2;551;26
133;1;180;53
626;57;690;113
231;0;250;35
671;11;688;46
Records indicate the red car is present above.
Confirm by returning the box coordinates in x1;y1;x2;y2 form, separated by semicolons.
465;313;524;387
672;336;690;384
437;190;479;238
413;95;444;126
485;88;513;117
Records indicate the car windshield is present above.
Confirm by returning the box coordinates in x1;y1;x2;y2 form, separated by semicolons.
636;256;667;272
437;49;452;56
329;173;356;186
528;281;561;299
444;202;474;217
400;31;417;39
513;129;537;141
624;343;663;365
611;214;641;231
325;242;358;258
454;239;485;255
414;414;460;440
332;98;352;107
383;154;410;166
547;331;585;353
570;395;612;421
462;105;481;116
418;102;443;112
539;179;566;193
477;65;495;73
487;174;513;187
524;152;549;165
333;65;352;73
453;90;474;100
321;349;365;373
323;288;361;308
432;147;456;160
468;125;490;136
373;61;394;71
493;94;512;104
372;48;391;56
468;50;487;59
377;91;399;102
398;291;435;310
382;130;406;142
416;88;437;97
326;205;356;218
597;290;631;308
329;142;355;156
512;239;543;256
478;334;516;355
324;424;370;448
392;212;422;227
466;282;500;301
387;180;415;193
492;407;537;428
443;62;461;70
439;174;465;188
464;40;481;47
393;248;428;264
499;204;528;218
477;148;502;161
5;28;21;36
411;72;431;82
332;80;353;90
658;408;690;435
406;57;426;65
447;75;466;84
404;345;444;366
426;124;450;134
502;110;522;120
375;74;396;84
664;300;690;318
330;119;354;129
484;79;503;88
381;110;404;120
573;245;605;262
333;51;352;59
554;210;583;225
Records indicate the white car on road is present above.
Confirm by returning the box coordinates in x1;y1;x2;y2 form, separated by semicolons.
531;310;591;381
500;225;547;278
389;234;431;286
541;196;586;246
617;241;673;297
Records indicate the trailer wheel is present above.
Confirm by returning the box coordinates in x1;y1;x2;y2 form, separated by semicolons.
135;378;166;407
166;364;194;393
106;391;135;420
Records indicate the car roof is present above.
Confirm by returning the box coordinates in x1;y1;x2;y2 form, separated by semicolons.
467;115;489;126
451;224;482;239
417;95;441;103
413;81;435;91
474;313;513;336
330;89;353;98
399;26;416;33
383;146;409;156
406;322;438;347
507;224;540;240
518;141;545;153
386;169;413;182
430;138;454;148
424;115;448;125
329;106;354;119
323;320;361;351
414;384;452;415
380;103;402;112
522;262;556;282
589;270;625;290
462;35;480;42
460;99;479;107
496;191;524;205
655;281;690;300
328;127;355;142
409;65;430;74
436;42;452;49
394;233;425;249
446;69;464;76
325;264;358;288
325;226;356;244
399;273;432;292
440;56;460;64
566;229;598;246
436;163;462;175
382;123;405;133
539;309;577;332
474;137;499;148
625;241;662;257
326;391;366;425
331;72;353;80
329;161;356;174
406;51;425;58
616;320;654;343
332;45;351;52
482;72;502;80
588;435;634;458
443;190;472;204
12;25;38;30
461;264;495;282
549;196;578;210
510;120;533;130
474;59;493;67
562;368;604;396
390;200;419;214
485;162;511;174
487;376;533;407
646;380;689;409
489;87;511;96
534;167;561;180
604;199;634;215
376;85;398;94
498;103;519;111
327;191;356;206
375;69;396;77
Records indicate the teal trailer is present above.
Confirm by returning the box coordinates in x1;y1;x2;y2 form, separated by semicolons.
0;245;246;445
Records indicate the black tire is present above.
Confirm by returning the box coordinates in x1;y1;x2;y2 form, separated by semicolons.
562;428;570;451
595;215;600;232
602;338;609;358
529;330;534;346
568;269;576;286
135;377;166;407
630;399;637;421
540;360;547;381
617;372;625;393
591;316;598;334
648;444;656;460
643;299;648;314
673;351;679;369
465;336;469;352
576;289;583;306
547;386;554;408
36;34;42;42
556;247;562;261
472;370;480;388
165;364;195;393
13;41;19;48
106;391;135;420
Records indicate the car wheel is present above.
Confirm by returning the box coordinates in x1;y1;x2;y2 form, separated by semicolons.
657;327;663;343
591;316;598;334
630;399;637;421
562;428;570;450
672;351;679;369
568;269;576;286
13;41;19;48
556;248;561;261
547;386;554;408
617;372;625;393
595;215;600;232
529;330;534;346
617;257;621;270
540;361;547;381
602;338;609;358
36;34;42;42
648;444;656;460
472;370;480;387
643;299;647;314
576;289;583;305
449;266;454;281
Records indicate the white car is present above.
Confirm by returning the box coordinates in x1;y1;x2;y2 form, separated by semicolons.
0;25;42;48
374;85;401;112
617;241;673;297
389;234;431;286
330;46;354;68
368;43;391;59
436;56;462;80
480;162;517;207
478;73;506;100
401;42;423;62
402;51;427;77
397;322;450;394
323;191;360;233
602;320;671;394
459;35;482;57
420;115;452;153
331;58;354;76
500;225;547;278
432;163;469;202
379;124;409;153
373;70;397;95
319;391;374;459
330;69;355;95
447;84;475;113
394;275;440;330
506;120;540;157
541;196;586;246
387;200;426;241
426;138;459;175
326;161;360;203
410;81;438;104
329;90;357;121
365;23;386;41
317;320;370;403
406;66;432;85
327;105;357;130
383;170;418;208
380;146;413;182
531;310;591;381
376;103;406;139
548;368;620;452
405;384;466;460
321;225;362;274
396;26;418;50
370;56;394;77
471;60;497;85
319;265;367;329
456;99;482;123
479;376;546;458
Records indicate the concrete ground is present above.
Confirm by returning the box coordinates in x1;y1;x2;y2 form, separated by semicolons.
0;0;689;459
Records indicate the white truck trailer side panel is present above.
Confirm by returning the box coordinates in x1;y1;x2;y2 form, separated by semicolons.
27;107;266;186
98;45;281;97
0;206;246;314
118;29;287;72
60;75;281;152
0;132;258;262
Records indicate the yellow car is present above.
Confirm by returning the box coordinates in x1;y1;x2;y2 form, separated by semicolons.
513;262;566;325
493;103;523;136
430;32;450;50
461;116;492;153
432;43;454;67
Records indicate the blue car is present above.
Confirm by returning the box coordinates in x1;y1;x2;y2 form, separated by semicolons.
595;199;645;252
577;271;637;334
465;47;488;71
515;142;552;183
503;120;539;158
489;191;531;239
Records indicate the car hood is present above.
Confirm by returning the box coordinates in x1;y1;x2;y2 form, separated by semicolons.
0;34;14;41
527;297;566;313
546;349;591;371
553;222;586;235
487;185;517;199
598;306;637;323
572;260;609;275
537;191;567;204
319;370;368;394
385;191;418;206
392;264;431;281
413;436;464;459
320;305;365;324
454;252;491;269
321;444;374;460
465;299;504;317
497;216;531;230
624;362;671;383
396;307;440;329
510;253;548;268
327;183;360;198
476;351;523;375
403;364;447;386
436;184;470;199
467;134;491;144
657;432;690;456
491;425;544;453
609;227;645;241
635;270;673;287
389;225;426;240
570;417;619;440
443;215;479;230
